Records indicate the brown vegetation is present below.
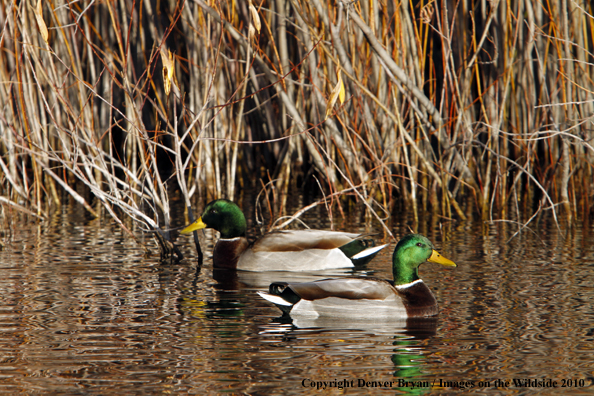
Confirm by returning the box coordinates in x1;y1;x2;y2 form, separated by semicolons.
1;0;593;251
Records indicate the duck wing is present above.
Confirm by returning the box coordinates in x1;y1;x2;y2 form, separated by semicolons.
273;277;396;301
251;230;361;252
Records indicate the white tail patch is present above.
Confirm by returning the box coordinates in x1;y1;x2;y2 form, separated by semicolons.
257;291;293;307
351;244;388;259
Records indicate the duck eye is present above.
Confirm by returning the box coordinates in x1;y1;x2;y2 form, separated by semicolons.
210;209;217;214
416;243;423;247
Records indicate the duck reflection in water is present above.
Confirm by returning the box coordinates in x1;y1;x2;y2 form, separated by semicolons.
258;315;437;395
391;322;437;396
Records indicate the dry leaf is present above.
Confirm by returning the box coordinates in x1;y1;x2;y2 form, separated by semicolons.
249;4;261;34
34;0;49;45
420;1;435;24
337;69;345;104
161;48;175;96
325;69;345;118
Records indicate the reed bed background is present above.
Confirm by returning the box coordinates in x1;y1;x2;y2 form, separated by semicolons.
1;0;593;252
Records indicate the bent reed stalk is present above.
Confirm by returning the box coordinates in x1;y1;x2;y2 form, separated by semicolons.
0;0;592;253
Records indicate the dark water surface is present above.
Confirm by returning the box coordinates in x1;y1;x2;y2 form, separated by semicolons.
1;203;593;395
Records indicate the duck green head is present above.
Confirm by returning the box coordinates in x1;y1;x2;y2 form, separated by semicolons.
392;234;456;285
181;199;247;239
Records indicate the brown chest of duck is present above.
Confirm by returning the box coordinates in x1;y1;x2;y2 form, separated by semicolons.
180;199;386;271
258;234;456;318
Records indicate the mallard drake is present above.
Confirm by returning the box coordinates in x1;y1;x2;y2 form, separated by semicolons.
180;199;386;271
257;234;456;318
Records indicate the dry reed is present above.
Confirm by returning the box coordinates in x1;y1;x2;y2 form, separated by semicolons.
0;0;592;252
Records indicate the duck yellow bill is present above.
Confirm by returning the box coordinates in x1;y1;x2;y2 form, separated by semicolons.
428;250;456;267
180;217;207;234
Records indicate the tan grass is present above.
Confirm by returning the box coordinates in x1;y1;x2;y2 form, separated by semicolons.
0;0;592;253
